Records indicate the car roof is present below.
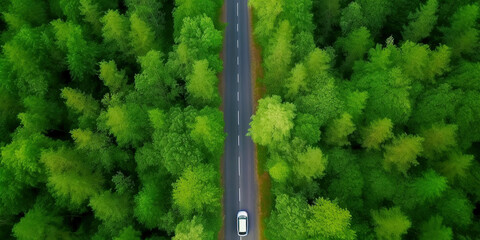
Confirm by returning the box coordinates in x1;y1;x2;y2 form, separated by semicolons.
237;210;248;217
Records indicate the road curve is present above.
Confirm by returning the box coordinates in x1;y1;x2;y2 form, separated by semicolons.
222;0;258;239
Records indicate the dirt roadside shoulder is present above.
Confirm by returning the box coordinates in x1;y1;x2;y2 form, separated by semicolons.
248;6;271;240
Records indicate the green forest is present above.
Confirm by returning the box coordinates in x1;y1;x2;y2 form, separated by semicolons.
249;0;480;239
0;0;224;239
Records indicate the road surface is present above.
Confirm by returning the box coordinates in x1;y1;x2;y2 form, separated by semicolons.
222;0;258;239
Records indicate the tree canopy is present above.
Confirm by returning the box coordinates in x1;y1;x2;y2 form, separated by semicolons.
250;0;480;239
0;0;224;238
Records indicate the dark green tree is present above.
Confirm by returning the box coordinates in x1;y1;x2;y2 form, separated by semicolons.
440;4;479;58
402;0;438;42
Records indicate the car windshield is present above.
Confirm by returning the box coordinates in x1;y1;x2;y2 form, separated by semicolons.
238;218;247;233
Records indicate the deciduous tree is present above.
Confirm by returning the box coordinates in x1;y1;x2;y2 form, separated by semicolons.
129;13;158;57
371;207;411;240
337;27;373;74
12;205;71;240
40;147;104;207
419;216;452;240
294;147;327;181
325;113;356;146
402;0;438;42
420;123;457;160
186;60;220;107
248;96;296;147
265;194;308;240
263;20;293;94
361;118;393;151
173;217;212;240
441;4;479;58
172;164;221;216
383;134;423;175
307;198;355;240
99;60;127;93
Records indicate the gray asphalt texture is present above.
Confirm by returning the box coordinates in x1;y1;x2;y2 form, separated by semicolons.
222;0;258;239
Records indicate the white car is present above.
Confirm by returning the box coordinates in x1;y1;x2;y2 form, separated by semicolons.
237;210;248;236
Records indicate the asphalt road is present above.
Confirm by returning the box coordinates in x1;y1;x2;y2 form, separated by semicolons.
222;0;258;239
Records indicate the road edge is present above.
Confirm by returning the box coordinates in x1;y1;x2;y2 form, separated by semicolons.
247;6;270;240
217;0;227;239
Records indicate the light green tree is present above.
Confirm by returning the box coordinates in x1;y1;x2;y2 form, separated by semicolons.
99;60;127;92
16;96;62;134
173;217;212;240
51;20;98;81
268;159;291;183
305;48;331;79
89;190;132;228
189;107;225;157
399;42;450;82
172;164;221;216
307;198;355;240
79;0;102;34
101;10;130;54
285;63;308;99
100;103;150;147
1;131;56;185
186;60;220;106
383;134;424;175
173;15;223;74
0;168;34;216
281;0;314;34
437;153;473;181
325;113;356;146
2;29;50;97
353;56;412;125
249;0;283;46
61;87;99;119
420;123;457;160
70;129;108;151
172;0;220;38
248;96;296;146
295;76;342;126
372;207;411;240
129;13;157;57
263;20;293;94
361;118;393;151
4;0;47;27
294;147;327;181
40;147;104;207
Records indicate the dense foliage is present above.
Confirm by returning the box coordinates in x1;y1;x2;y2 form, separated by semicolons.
250;0;480;239
0;0;224;239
